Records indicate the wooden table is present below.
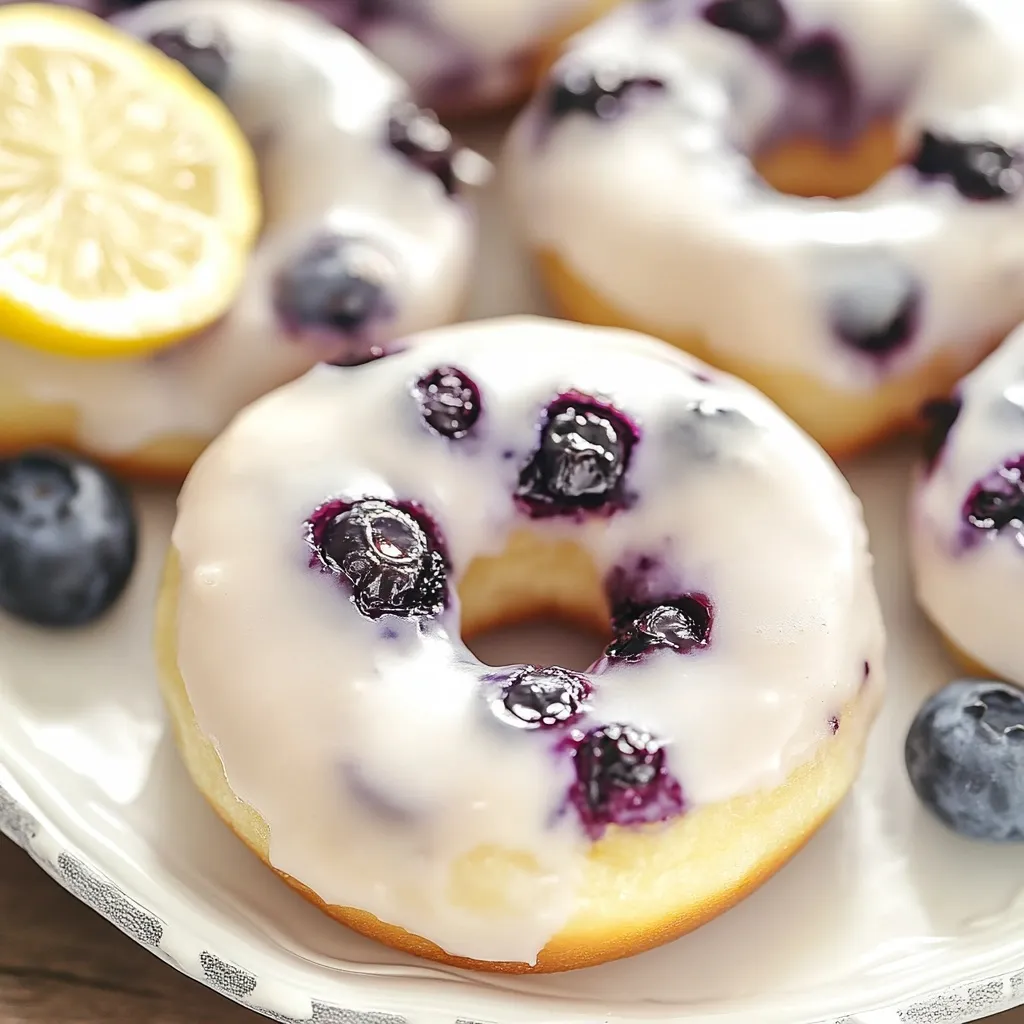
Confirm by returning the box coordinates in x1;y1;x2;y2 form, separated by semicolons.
1;836;1022;1024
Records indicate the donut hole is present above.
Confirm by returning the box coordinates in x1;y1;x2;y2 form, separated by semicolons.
753;120;901;198
457;529;612;670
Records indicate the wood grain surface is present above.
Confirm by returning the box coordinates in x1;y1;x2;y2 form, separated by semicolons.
1;834;1022;1024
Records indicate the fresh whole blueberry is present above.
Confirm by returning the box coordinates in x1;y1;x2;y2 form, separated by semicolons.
274;235;395;361
962;457;1024;535
547;66;666;121
414;367;481;439
702;0;787;45
605;597;712;661
307;498;446;619
920;396;961;471
147;23;231;96
0;452;137;627
388;103;460;195
492;666;590;729
905;679;1024;840
570;723;685;838
912;130;1024;201
517;395;636;516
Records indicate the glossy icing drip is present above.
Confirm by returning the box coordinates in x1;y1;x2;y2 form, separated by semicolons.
0;0;479;455
912;322;1024;686
506;0;1024;390
171;317;884;963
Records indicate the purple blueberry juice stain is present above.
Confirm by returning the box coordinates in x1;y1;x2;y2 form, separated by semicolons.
568;723;685;839
414;366;481;439
961;456;1024;549
920;396;962;472
305;497;448;619
515;393;639;519
912;131;1024;202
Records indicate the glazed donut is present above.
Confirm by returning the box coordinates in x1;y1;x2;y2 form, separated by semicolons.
505;0;1024;457
157;316;885;972
0;0;481;480
911;323;1024;685
8;0;618;115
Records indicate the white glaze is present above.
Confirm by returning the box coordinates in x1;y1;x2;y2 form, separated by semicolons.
0;0;479;457
912;323;1024;685
506;0;1024;391
322;0;604;109
170;316;884;964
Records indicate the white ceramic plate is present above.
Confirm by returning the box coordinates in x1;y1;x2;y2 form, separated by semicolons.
2;119;1024;1024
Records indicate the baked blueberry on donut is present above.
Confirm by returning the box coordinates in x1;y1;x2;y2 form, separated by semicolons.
516;395;637;515
547;67;666;121
414;366;481;438
508;0;1024;456
912;326;1024;687
912;131;1024;201
147;21;231;94
274;235;397;363
0;0;481;480
158;317;884;973
307;499;447;618
492;666;590;729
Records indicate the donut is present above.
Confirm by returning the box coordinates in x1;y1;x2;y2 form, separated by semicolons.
911;323;1024;686
7;0;618;115
504;0;1024;457
0;0;482;481
157;316;885;972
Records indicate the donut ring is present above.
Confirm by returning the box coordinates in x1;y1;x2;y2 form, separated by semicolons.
7;0;620;115
505;0;1024;457
158;316;885;972
0;0;481;480
912;324;1024;685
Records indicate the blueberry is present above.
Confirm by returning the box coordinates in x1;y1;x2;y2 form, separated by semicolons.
516;396;636;516
920;396;962;471
912;131;1024;201
570;723;685;838
702;0;787;45
492;666;589;730
829;263;920;357
388;103;460;195
905;680;1024;840
547;67;666;122
0;452;137;627
414;367;481;439
147;23;230;96
306;499;446;619
274;236;395;362
962;457;1024;535
605;597;712;661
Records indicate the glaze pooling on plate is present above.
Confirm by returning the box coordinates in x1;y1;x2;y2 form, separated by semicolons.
505;0;1024;390
0;0;481;457
911;323;1024;685
169;316;883;965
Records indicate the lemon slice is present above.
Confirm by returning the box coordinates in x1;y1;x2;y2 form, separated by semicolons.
0;4;260;359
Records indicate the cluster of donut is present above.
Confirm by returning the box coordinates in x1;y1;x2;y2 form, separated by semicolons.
2;0;1024;978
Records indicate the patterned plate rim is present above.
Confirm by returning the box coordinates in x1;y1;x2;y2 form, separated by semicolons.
2;771;1023;1024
